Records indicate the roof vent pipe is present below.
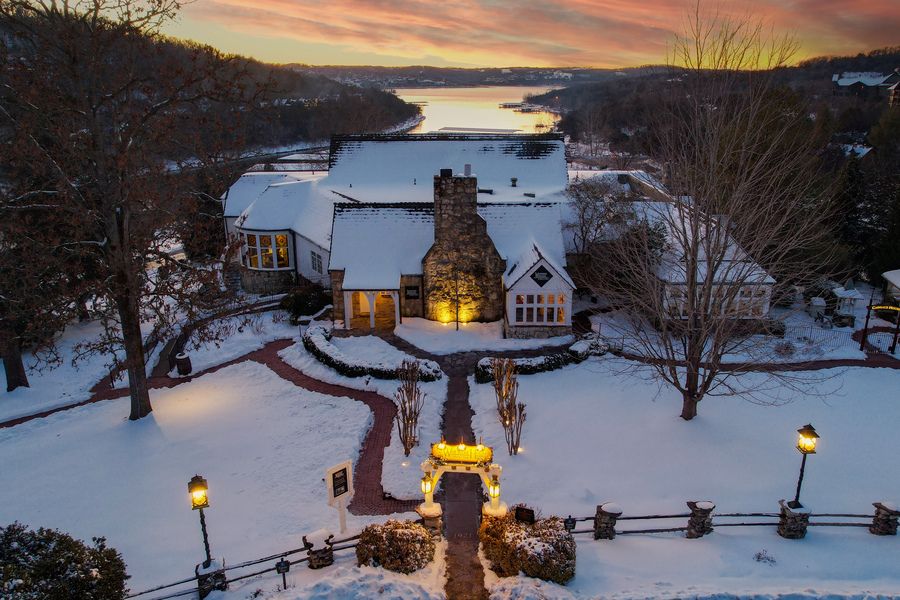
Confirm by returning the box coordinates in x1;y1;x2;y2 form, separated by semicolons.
511;177;518;187
464;164;472;177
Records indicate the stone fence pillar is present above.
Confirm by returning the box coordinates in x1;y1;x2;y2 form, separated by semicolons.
175;352;192;376
303;534;335;570
777;499;810;539
594;502;622;540
686;501;715;539
870;502;899;536
195;562;226;599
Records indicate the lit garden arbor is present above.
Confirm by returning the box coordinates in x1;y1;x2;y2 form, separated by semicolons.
418;441;508;521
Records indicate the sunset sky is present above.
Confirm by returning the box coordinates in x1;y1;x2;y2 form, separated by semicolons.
163;1;899;68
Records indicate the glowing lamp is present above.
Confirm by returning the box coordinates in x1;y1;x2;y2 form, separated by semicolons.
457;442;466;451
796;424;819;454
437;439;446;450
488;476;501;499
421;475;434;495
188;474;209;510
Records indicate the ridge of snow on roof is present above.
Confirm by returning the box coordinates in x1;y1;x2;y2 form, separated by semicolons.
222;172;306;218
325;134;567;203
235;176;334;248
329;201;570;290
505;240;575;290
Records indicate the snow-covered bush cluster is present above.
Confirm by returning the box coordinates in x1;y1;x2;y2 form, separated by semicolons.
355;520;436;574
302;326;442;381
474;338;607;383
479;512;576;585
0;522;128;600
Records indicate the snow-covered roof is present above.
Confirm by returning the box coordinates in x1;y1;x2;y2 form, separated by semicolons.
832;286;863;300
884;269;900;290
505;241;575;289
234;176;333;248
329;202;571;290
832;72;896;87
840;144;872;159
329;204;434;290
325;134;567;203
222;172;307;218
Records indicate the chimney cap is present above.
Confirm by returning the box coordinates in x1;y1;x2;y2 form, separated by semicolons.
439;168;453;178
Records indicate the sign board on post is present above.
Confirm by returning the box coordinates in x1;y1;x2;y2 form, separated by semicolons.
325;461;354;534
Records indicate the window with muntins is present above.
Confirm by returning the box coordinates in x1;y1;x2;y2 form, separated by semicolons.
311;250;323;274
514;293;566;325
243;232;291;270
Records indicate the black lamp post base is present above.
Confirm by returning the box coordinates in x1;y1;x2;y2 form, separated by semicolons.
786;500;804;509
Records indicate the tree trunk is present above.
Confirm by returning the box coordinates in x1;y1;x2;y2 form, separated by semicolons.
116;294;152;420
1;335;29;392
680;392;699;420
77;294;91;322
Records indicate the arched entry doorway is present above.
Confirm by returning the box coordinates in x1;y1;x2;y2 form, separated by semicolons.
417;441;507;522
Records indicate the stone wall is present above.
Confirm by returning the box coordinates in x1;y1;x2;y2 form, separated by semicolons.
240;267;295;295
504;322;573;339
400;275;425;318
423;173;506;322
330;270;345;322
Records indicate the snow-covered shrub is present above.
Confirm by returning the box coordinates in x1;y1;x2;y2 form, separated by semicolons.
356;520;435;574
279;283;330;325
0;522;128;600
474;338;606;383
479;512;576;585
302;326;442;381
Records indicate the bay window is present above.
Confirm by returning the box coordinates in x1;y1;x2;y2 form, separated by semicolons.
242;232;292;270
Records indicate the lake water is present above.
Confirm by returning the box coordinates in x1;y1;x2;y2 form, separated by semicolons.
394;86;561;134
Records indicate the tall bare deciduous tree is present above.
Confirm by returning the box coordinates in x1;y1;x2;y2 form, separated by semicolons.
583;7;841;420
0;0;263;418
395;360;425;457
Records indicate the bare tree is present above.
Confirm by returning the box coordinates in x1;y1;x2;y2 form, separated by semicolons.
583;6;841;420
394;360;425;457
491;358;525;455
0;1;264;418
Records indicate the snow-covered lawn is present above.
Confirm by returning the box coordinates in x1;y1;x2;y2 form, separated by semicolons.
280;340;446;499
395;318;572;355
0;320;117;423
0;361;379;592
470;359;900;597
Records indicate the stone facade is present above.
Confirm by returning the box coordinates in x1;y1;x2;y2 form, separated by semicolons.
400;274;425;318
504;323;573;339
422;172;506;323
330;270;346;322
239;267;295;294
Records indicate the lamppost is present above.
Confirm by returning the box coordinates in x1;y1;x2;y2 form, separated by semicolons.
788;424;819;509
487;475;501;512
189;475;213;568
420;474;435;512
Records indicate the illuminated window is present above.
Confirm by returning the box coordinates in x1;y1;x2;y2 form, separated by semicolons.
513;291;568;325
242;232;292;270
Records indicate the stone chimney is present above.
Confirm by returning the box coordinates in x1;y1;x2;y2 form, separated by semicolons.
433;168;478;245
423;168;506;323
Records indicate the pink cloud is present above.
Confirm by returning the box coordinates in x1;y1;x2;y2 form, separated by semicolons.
175;0;899;66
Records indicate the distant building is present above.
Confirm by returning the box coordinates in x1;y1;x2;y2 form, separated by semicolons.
832;71;900;99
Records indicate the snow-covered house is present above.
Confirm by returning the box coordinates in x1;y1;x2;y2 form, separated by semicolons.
328;169;574;337
832;71;900;99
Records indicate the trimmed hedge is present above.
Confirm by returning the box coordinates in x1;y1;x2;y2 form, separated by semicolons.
356;520;435;574
0;522;129;600
479;511;576;585
474;337;607;383
302;325;442;382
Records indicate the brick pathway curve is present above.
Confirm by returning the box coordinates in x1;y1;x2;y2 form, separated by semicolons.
0;338;416;516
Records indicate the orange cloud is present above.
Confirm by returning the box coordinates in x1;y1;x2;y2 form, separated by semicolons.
169;0;900;67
